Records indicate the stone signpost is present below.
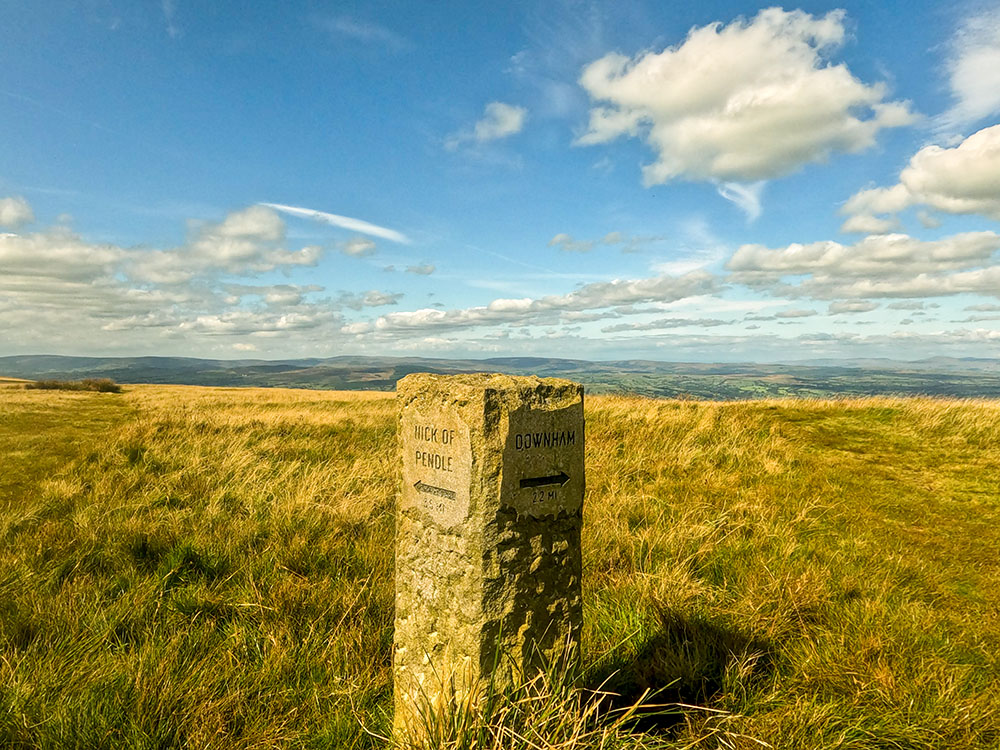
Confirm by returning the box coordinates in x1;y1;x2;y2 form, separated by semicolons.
394;373;585;735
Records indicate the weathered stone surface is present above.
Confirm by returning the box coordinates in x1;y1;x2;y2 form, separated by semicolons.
394;373;584;735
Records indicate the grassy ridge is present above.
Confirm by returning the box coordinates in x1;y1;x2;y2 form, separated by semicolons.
1;382;999;748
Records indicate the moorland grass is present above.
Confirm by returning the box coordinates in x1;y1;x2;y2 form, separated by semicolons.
1;381;998;748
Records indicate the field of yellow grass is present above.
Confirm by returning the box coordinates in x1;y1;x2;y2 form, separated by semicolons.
2;381;999;748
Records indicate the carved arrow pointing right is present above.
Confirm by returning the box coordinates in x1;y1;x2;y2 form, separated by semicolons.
519;471;570;489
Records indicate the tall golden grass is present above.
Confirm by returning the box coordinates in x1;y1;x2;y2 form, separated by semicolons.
1;384;999;748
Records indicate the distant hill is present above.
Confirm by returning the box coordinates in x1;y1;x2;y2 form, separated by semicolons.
3;353;1000;399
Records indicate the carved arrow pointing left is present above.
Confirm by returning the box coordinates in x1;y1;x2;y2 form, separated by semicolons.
413;481;456;500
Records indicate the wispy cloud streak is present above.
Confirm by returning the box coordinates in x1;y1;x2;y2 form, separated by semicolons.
260;203;410;243
162;0;180;38
314;16;411;51
716;181;765;221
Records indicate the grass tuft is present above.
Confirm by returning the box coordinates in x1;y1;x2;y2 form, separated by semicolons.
395;644;683;750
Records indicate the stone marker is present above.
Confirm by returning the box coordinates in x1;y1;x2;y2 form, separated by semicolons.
394;373;584;735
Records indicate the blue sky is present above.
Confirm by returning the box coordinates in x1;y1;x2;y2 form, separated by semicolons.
2;0;1000;362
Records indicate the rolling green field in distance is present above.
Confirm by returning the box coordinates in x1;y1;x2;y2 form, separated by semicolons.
1;381;999;748
5;354;1000;400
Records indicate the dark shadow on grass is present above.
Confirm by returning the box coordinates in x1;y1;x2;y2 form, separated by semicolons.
586;609;774;734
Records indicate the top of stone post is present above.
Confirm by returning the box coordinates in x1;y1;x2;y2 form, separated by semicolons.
397;372;582;409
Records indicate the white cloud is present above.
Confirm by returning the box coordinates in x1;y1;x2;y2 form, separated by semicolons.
774;308;817;318
937;8;1000;134
364;270;716;335
956;312;1000;322
223;283;324;307
0;227;124;281
842;183;912;216
839;213;899;235
337;290;403;309
728;231;1000;299
220;204;284;239
0;206;367;355
842;125;1000;227
340;321;1000;360
405;263;435;275
829;300;879;314
260;202;410;243
340;321;371;335
0;196;35;229
179;309;336;336
577;8;915;184
361;290;402;307
446;102;527;150
601;317;730;333
548;233;594;252
130;206;321;284
729;232;1000;277
549;231;665;253
474;102;527;141
342;236;377;257
887;127;1000;218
